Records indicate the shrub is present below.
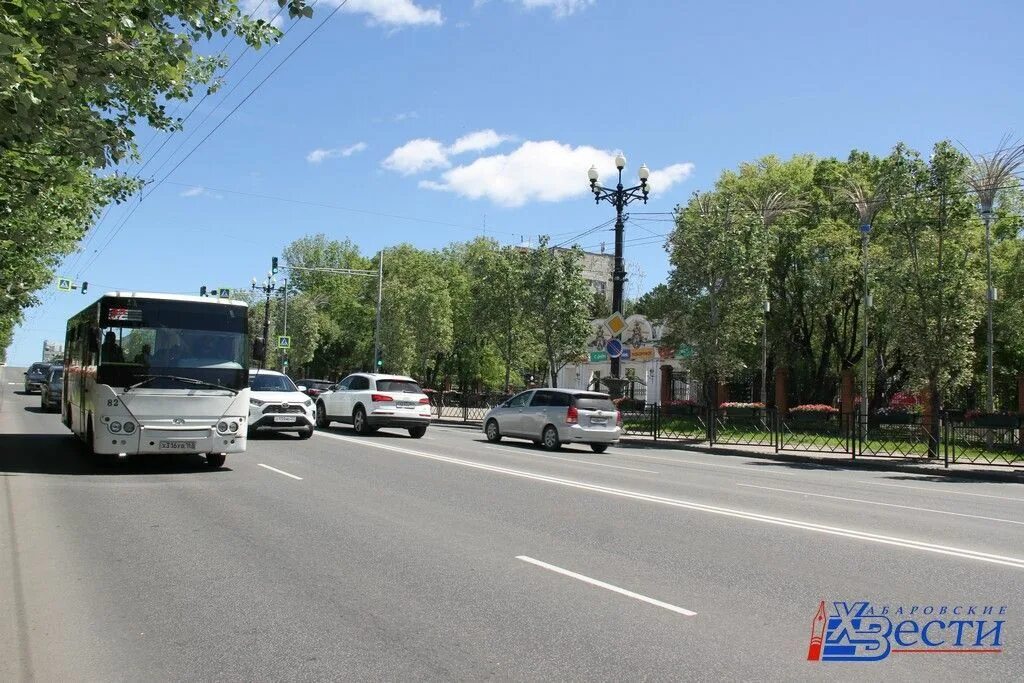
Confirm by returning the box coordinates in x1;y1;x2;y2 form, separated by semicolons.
720;402;765;409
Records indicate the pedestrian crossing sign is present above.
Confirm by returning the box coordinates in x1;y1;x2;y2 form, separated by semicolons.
217;288;231;298
277;336;291;349
57;277;73;292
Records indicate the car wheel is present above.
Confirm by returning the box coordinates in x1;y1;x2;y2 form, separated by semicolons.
247;427;257;439
315;402;331;428
485;419;502;443
408;425;427;439
298;427;314;440
590;444;609;454
541;425;561;451
206;453;227;469
352;407;370;435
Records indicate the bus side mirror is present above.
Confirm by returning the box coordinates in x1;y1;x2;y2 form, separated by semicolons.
252;338;266;363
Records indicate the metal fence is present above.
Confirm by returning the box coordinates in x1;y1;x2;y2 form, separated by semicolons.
431;400;1022;468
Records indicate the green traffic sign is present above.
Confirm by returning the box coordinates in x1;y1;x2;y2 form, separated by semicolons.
589;351;608;363
675;345;694;359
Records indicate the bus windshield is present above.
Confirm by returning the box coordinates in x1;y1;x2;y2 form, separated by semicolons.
96;298;248;389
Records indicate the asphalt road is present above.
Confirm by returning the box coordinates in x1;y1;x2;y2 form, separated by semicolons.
2;366;1023;681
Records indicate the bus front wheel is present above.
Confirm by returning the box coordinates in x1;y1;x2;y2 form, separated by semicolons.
206;453;226;469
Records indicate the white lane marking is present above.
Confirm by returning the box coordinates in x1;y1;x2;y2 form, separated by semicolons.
617;452;801;476
738;484;1024;527
315;431;1024;569
257;463;303;480
516;555;696;616
854;480;1024;503
482;445;658;474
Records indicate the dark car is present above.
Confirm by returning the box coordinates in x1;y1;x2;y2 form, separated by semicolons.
23;362;52;393
294;378;334;398
40;365;63;412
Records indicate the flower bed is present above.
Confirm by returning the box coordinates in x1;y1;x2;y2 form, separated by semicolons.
663;399;698;416
963;411;1022;429
719;402;765;418
788;404;839;423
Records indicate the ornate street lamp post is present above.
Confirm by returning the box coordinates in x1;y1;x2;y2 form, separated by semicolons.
588;153;650;381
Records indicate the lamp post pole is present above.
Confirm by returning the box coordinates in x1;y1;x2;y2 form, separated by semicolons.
761;300;770;405
861;223;870;436
251;273;276;370
588;154;651;382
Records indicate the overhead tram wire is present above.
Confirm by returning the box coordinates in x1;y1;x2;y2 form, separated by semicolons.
131;0;283;185
70;0;280;275
140;2;299;196
78;1;350;280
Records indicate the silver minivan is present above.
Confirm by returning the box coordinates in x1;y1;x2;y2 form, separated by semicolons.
482;388;621;452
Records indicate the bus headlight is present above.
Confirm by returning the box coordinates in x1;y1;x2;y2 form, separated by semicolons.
109;421;122;433
229;422;238;433
217;421;229;434
122;422;136;434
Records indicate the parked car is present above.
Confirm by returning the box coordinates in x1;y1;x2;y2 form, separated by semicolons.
294;378;334;398
315;373;431;438
40;365;64;412
247;369;315;439
23;362;52;393
483;388;622;453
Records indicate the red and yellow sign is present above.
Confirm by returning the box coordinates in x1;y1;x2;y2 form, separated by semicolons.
630;347;656;361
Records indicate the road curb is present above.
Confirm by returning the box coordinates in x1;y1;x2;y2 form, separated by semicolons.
431;421;1024;484
616;439;1024;484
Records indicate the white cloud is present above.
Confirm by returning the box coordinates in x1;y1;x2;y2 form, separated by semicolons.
306;142;368;163
393;111;419;122
507;0;595;18
381;138;450;175
340;0;443;26
179;185;223;199
418;140;693;207
448;129;511;155
381;129;513;175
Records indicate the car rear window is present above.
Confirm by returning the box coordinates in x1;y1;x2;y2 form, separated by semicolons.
375;379;422;393
574;394;615;411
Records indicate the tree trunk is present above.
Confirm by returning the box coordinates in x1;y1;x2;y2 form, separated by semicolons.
926;374;940;459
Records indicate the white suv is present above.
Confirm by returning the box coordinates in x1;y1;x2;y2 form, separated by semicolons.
315;373;431;438
247;369;315;439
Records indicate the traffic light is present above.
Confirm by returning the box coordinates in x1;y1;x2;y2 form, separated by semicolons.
200;286;207;297
271;256;279;275
80;282;88;295
376;358;383;369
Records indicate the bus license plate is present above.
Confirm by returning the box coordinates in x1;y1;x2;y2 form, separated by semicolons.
159;440;196;450
273;416;296;423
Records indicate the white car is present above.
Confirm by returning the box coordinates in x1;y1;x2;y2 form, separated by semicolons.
315;372;431;438
247;369;315;439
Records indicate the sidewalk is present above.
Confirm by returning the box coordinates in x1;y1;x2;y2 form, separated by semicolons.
431;417;1024;484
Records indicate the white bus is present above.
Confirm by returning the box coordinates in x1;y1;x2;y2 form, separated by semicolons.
63;292;251;467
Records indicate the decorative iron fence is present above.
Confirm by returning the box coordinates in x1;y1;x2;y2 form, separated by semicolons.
945;415;1024;467
778;408;856;455
429;398;1022;468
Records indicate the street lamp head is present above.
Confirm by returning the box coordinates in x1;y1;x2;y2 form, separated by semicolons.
588;165;599;183
638;163;650;182
643;182;651;197
615;153;626;171
252;277;257;286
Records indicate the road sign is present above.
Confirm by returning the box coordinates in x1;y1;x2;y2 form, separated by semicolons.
57;278;73;292
675;344;694;359
589;351;608;363
217;288;231;298
631;347;656;361
619;348;631;361
606;312;626;336
605;339;623;358
277;335;291;349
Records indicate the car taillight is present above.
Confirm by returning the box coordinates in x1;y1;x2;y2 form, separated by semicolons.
616;410;623;425
371;393;393;402
566;405;578;424
418;397;430;404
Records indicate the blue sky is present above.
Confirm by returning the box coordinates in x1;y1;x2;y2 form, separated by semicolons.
8;0;1024;364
